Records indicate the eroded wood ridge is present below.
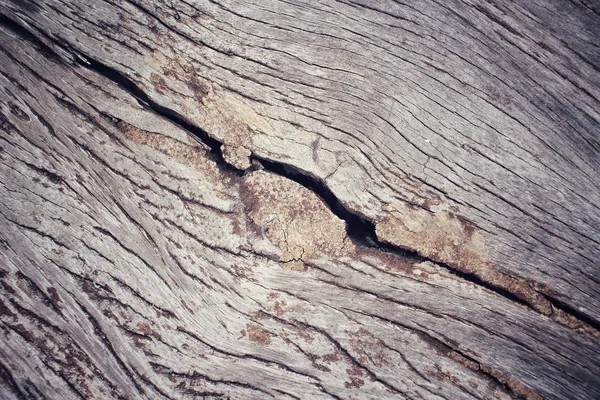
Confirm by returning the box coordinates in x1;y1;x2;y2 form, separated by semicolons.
0;1;599;399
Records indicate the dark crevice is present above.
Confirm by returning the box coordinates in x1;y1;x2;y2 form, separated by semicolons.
5;12;597;332
0;15;63;64
250;157;379;244
71;54;243;176
0;359;27;400
542;292;600;331
0;11;240;177
255;160;600;329
68;39;595;330
23;161;64;184
250;157;535;311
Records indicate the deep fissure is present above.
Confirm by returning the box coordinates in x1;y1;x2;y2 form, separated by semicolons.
72;54;242;177
541;293;600;331
81;53;553;313
7;12;596;331
73;48;600;330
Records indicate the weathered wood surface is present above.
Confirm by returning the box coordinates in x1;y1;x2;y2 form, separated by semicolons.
0;0;599;399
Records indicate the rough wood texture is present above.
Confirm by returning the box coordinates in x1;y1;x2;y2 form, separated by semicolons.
0;0;599;399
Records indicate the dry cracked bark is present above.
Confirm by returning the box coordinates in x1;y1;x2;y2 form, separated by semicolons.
0;0;599;399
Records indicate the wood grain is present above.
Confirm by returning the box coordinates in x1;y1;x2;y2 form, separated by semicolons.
0;0;599;399
2;0;597;321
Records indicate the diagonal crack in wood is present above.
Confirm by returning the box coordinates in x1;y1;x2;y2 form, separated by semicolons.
73;41;599;336
4;12;600;399
1;12;595;336
81;51;600;334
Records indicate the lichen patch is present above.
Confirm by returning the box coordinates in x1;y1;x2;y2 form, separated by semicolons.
376;202;488;274
144;50;270;157
246;323;273;346
376;202;553;315
241;171;353;269
221;144;252;170
119;122;220;176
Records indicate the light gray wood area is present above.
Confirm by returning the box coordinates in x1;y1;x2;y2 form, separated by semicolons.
0;0;599;399
1;0;597;321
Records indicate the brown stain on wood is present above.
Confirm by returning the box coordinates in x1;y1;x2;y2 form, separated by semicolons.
377;202;489;273
246;323;272;346
240;170;354;269
145;50;273;171
376;202;553;315
346;328;390;367
117;121;213;173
